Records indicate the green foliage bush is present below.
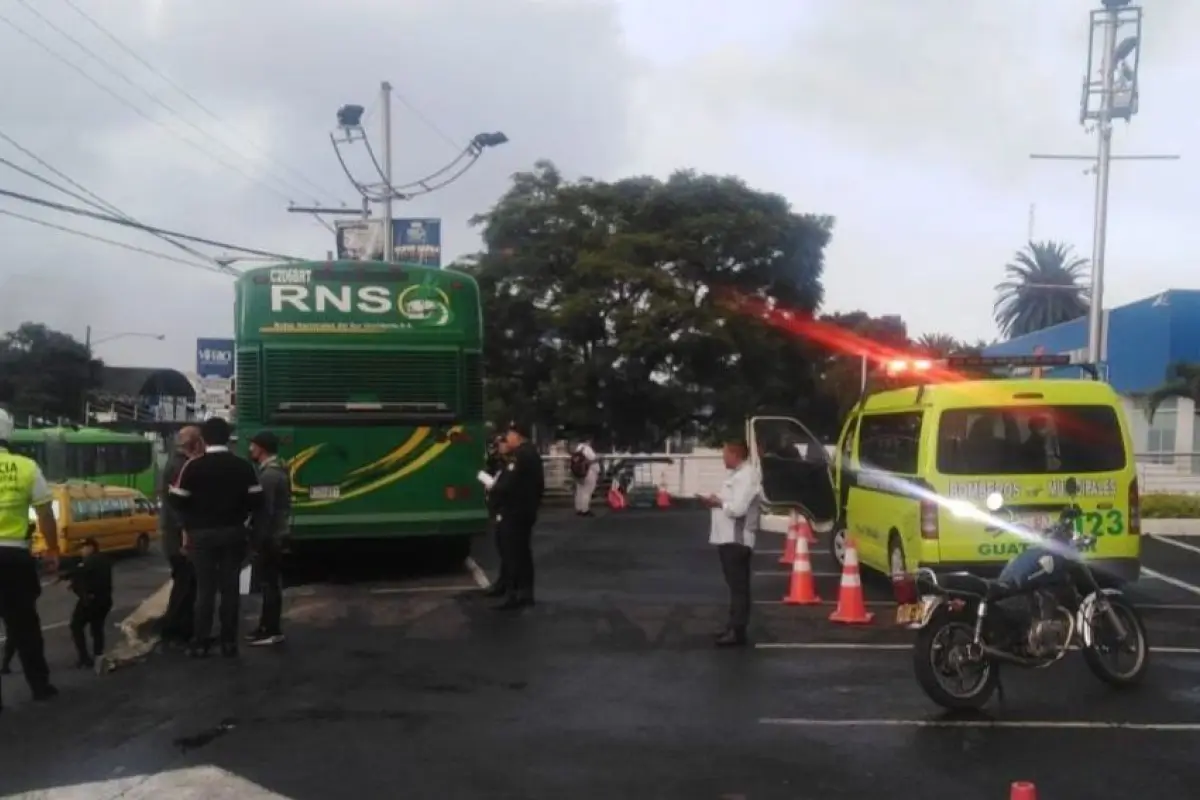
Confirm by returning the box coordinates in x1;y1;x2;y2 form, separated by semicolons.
1141;493;1200;519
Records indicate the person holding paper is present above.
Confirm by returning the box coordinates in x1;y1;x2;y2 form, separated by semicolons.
480;435;511;598
488;421;543;610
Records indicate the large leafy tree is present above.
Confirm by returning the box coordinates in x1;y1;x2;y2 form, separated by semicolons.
0;323;102;423
993;240;1090;339
459;161;834;449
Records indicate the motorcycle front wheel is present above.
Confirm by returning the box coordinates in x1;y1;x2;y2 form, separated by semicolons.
1082;595;1149;688
913;609;998;711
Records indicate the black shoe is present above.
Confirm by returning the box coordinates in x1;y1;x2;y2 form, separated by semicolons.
220;643;239;658
76;657;95;670
186;643;211;659
714;629;748;648
243;628;267;643
712;624;732;639
31;684;59;701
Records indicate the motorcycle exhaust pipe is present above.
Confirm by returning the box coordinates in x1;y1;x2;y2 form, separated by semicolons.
979;644;1045;668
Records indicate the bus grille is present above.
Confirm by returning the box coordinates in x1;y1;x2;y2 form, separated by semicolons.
263;348;460;410
463;352;484;421
236;350;262;420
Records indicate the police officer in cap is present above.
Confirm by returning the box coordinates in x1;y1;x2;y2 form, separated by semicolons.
0;409;59;713
487;420;543;610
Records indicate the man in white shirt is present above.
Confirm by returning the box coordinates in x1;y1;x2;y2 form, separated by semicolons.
700;440;761;648
571;439;600;517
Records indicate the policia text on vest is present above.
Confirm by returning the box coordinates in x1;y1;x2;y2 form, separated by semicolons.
0;408;62;711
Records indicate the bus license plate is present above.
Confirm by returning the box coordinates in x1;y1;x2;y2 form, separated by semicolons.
1018;513;1053;530
895;603;923;625
310;485;340;500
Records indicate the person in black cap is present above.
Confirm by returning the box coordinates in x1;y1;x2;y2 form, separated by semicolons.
168;417;262;658
486;420;544;610
246;430;291;646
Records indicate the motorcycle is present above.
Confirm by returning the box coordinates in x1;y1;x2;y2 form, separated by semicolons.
893;477;1150;711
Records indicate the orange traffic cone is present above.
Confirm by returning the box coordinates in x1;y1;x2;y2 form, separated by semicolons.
779;511;799;565
794;514;817;546
782;534;820;605
1010;782;1037;800
829;538;873;624
655;484;671;508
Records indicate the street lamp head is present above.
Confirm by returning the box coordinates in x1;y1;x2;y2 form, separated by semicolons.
472;132;509;149
337;104;365;129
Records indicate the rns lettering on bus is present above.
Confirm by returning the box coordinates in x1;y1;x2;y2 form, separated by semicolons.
270;285;396;314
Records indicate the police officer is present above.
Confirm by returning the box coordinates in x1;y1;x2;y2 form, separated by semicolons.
0;408;60;712
488;420;544;611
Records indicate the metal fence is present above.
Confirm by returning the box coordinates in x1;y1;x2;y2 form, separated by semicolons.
541;452;1200;501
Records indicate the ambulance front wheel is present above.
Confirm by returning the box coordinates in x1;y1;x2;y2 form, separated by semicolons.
829;527;847;567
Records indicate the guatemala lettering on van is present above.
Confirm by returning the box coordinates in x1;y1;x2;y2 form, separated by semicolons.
947;480;1021;500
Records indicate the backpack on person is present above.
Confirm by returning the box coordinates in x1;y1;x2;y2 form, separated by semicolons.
569;451;590;480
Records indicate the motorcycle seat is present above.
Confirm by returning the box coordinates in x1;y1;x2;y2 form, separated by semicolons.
939;572;1017;601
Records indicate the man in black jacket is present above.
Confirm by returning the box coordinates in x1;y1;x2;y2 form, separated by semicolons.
246;431;291;647
489;420;544;611
168;417;262;658
64;537;112;671
159;425;201;647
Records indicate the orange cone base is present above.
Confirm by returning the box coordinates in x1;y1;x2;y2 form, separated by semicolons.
783;593;821;606
829;608;874;624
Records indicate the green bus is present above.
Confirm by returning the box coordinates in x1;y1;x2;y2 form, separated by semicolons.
232;260;487;559
8;427;159;495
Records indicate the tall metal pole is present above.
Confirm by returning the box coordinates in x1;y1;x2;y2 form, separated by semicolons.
380;81;394;263
1086;9;1118;364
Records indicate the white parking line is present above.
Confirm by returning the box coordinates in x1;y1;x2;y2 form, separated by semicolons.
465;557;490;589
368;585;477;595
1142;567;1200;599
760;718;1200;731
1150;534;1200;558
0;620;69;644
756;641;1200;655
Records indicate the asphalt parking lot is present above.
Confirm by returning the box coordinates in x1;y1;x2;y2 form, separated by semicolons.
2;511;1199;799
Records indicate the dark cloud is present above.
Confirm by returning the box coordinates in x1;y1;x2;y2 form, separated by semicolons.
0;0;636;368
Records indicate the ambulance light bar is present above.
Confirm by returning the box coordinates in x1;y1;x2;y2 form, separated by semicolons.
946;354;1072;369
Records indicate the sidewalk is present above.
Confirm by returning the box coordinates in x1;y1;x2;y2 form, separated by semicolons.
1144;519;1200;536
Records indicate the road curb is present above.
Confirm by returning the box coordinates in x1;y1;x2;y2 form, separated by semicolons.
1144;519;1200;536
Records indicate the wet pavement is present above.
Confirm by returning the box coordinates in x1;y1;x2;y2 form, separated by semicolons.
3;512;1200;799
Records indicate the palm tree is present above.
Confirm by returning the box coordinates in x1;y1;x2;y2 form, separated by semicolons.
1145;362;1200;422
914;333;961;357
993;241;1090;339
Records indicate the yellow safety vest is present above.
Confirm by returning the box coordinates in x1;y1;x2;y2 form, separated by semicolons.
0;447;37;543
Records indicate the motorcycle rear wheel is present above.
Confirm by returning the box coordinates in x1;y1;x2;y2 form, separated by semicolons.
914;610;998;711
1082;595;1149;688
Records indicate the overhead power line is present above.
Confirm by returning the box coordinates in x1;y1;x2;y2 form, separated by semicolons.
55;0;339;204
0;185;304;261
0;128;229;272
0;208;228;275
0;7;335;233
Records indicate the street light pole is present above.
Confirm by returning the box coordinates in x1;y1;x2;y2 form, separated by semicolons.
1028;0;1178;367
381;81;394;263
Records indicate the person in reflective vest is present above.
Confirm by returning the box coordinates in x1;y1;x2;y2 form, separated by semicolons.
0;408;60;712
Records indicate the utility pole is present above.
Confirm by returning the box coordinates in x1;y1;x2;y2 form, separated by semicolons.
380;81;394;263
1030;0;1178;365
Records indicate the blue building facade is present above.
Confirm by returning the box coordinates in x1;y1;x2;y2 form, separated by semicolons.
984;289;1200;464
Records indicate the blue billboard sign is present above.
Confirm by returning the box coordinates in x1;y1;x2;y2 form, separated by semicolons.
196;338;234;378
392;218;441;267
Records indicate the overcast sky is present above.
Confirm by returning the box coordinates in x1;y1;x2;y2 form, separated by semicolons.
0;0;1195;371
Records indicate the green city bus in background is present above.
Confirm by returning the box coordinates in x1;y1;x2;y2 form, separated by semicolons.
8;427;159;495
232;260;487;560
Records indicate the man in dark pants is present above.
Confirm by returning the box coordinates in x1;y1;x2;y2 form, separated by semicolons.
698;441;761;648
168;417;262;658
489;420;544;611
482;435;512;598
160;425;201;647
246;431;291;647
0;408;59;712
